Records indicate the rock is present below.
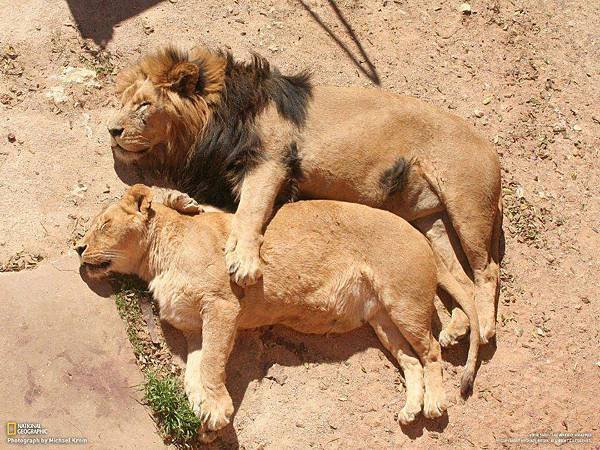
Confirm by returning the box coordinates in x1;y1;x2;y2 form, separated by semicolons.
459;3;472;14
483;96;493;105
473;109;484;118
536;327;545;336
266;363;288;385
142;19;154;35
514;327;524;337
572;124;582;131
7;132;16;143
553;124;566;133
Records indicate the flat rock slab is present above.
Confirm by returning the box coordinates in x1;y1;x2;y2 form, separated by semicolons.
0;254;165;449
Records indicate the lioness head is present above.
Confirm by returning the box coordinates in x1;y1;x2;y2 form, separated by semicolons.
76;185;153;278
109;46;225;163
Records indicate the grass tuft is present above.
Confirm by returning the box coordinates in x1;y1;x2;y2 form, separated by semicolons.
144;372;201;446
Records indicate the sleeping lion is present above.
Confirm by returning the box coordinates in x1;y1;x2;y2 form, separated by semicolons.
77;185;479;437
108;46;501;345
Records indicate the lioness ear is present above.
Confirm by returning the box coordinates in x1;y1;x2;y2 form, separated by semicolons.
123;184;153;216
168;62;200;96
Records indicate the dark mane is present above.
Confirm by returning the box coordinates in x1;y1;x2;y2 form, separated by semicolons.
176;51;313;211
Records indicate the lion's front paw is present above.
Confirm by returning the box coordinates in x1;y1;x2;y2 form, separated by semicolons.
187;384;234;432
224;236;262;287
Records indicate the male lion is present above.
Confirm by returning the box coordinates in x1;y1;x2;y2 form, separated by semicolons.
77;185;480;437
108;46;502;344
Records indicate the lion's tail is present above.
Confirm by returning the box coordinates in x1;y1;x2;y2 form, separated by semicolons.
434;253;480;397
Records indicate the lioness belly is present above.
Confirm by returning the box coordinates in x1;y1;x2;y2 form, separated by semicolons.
239;267;381;334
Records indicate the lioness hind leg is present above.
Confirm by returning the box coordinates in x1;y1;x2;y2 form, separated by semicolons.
379;296;447;420
369;310;424;424
414;214;474;347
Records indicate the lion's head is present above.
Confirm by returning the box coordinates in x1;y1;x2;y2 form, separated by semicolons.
76;184;154;278
109;47;225;164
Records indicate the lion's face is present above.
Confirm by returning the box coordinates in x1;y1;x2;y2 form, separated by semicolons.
109;80;173;162
77;185;153;278
110;47;226;165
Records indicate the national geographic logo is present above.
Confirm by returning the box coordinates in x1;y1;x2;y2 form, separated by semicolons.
6;422;48;436
5;422;87;445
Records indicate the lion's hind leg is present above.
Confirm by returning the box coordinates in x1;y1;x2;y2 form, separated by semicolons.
413;213;474;347
369;310;424;424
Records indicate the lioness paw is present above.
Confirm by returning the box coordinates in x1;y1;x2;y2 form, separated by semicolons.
423;391;447;419
438;329;458;348
397;404;421;425
163;191;203;215
224;237;262;287
187;384;233;432
479;316;496;344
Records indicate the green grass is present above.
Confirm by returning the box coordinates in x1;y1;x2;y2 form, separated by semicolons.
144;372;201;446
111;276;201;448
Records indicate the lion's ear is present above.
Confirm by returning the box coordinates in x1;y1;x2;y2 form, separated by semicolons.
168;62;200;96
123;184;154;216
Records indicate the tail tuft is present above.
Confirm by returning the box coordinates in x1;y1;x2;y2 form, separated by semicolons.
460;371;474;398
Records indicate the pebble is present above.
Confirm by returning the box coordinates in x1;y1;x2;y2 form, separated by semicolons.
460;3;472;14
7;132;16;143
483;96;493;105
474;109;484;118
514;327;524;337
572;124;582;131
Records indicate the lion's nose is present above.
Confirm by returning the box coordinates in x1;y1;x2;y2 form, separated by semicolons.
75;244;87;257
108;126;124;138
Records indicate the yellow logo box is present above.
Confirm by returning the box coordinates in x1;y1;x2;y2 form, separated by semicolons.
7;422;17;436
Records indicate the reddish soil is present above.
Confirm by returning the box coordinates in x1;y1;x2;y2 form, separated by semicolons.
1;0;598;448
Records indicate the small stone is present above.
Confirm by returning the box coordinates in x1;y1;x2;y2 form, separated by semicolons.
514;327;524;337
459;3;472;14
572;124;582;131
7;132;16;143
142;19;154;35
536;328;545;336
266;363;288;385
553;124;566;133
483;96;493;105
474;109;484;118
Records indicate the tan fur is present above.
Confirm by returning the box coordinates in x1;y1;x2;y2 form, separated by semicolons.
78;185;480;433
110;47;502;343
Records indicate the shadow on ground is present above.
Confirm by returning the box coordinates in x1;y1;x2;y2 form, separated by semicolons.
65;0;164;47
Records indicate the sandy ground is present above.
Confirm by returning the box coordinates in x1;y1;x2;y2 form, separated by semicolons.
1;0;598;448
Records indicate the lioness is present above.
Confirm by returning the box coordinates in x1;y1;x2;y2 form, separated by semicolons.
77;185;479;435
109;46;501;344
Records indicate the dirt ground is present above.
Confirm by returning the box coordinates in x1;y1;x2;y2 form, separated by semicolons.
1;0;598;448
